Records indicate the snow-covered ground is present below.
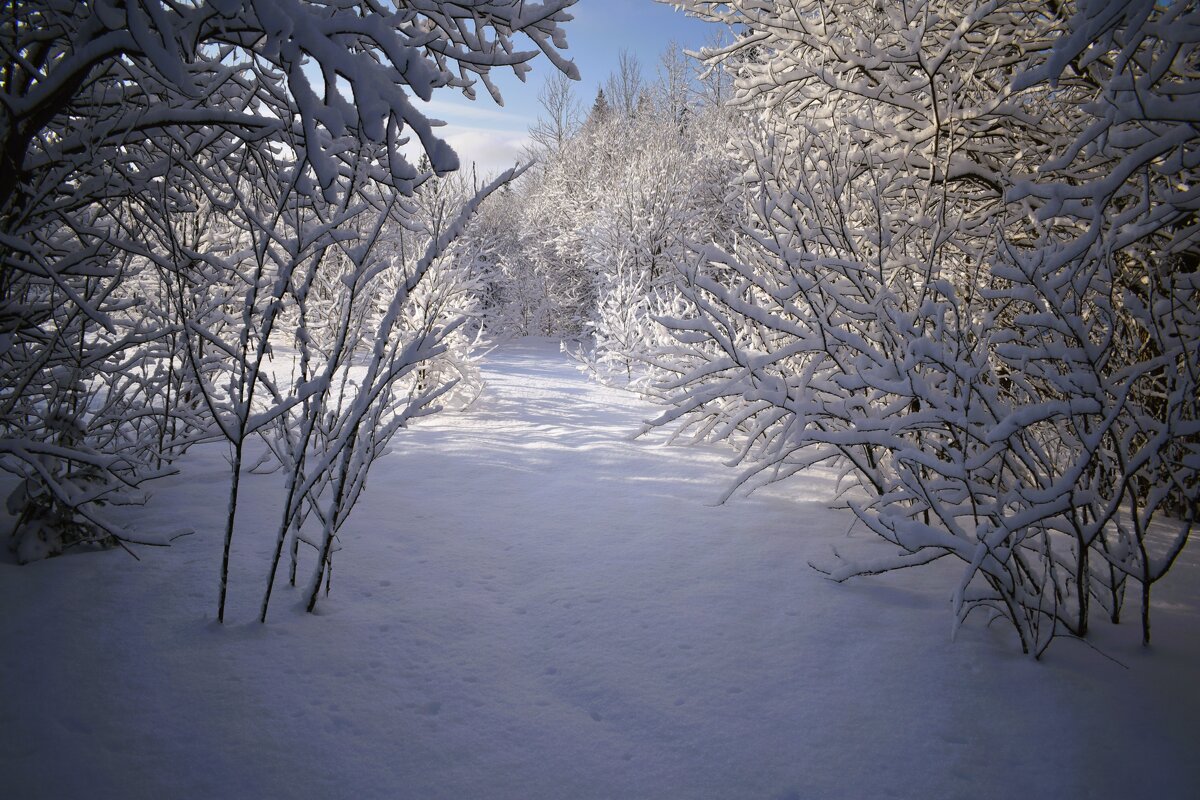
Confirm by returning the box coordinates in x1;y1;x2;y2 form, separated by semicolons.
2;338;1198;799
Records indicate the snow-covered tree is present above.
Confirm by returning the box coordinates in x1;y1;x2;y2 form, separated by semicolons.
588;88;612;123
581;98;738;386
605;49;646;120
529;72;583;157
490;40;741;374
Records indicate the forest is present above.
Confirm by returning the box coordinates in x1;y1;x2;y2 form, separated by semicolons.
2;0;1197;658
3;1;1199;797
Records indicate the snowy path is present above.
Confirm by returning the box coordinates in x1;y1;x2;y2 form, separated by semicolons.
2;339;1199;799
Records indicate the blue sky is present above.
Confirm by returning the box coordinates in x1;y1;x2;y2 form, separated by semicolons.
411;0;720;176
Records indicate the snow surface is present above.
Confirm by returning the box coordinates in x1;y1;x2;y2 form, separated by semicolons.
2;338;1198;799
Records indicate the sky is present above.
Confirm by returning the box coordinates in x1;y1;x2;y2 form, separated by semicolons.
409;0;722;177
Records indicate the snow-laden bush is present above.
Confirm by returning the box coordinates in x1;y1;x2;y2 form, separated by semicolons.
656;0;1198;655
251;163;518;620
1;1;578;622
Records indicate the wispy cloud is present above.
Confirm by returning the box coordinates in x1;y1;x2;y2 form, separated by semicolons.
414;96;529;128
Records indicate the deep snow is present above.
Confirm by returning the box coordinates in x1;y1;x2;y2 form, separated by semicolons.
2;339;1198;799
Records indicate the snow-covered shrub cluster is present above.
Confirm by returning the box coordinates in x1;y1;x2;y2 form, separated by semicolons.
467;42;742;391
0;1;577;620
645;0;1199;655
